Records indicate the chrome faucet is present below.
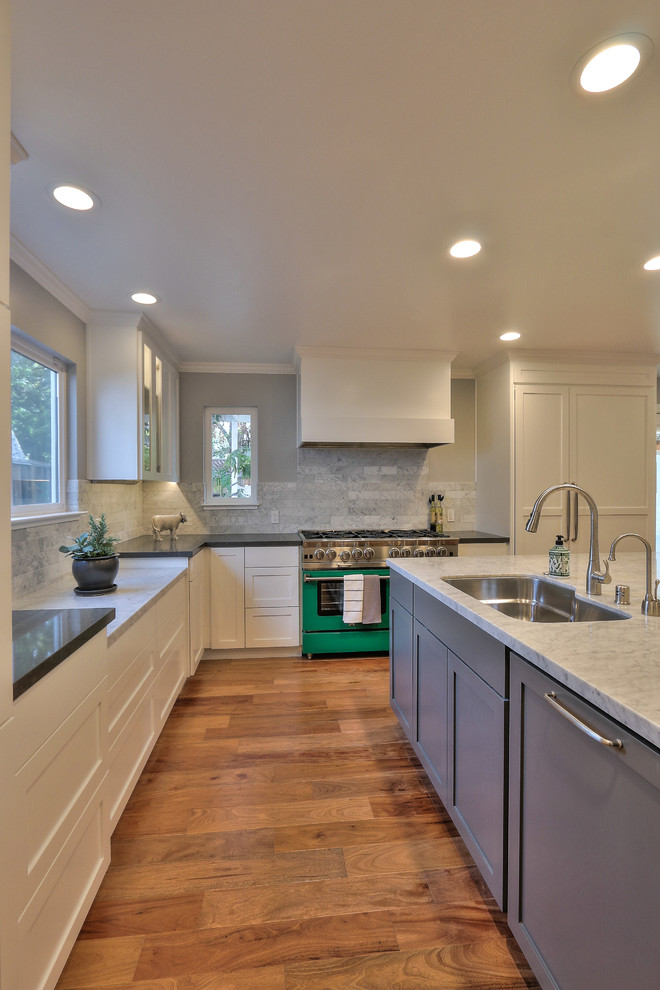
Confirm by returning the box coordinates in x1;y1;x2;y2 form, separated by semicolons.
525;483;611;596
608;533;660;616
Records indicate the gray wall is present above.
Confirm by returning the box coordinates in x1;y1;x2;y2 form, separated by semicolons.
10;262;87;479
429;379;475;483
179;371;298;483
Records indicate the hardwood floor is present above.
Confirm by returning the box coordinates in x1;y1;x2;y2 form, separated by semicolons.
55;654;541;989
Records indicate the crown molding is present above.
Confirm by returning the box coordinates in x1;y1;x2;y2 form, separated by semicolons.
294;345;457;366
10;235;90;322
180;361;296;375
475;347;660;378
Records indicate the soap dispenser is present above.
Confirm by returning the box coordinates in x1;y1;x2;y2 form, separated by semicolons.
548;534;570;577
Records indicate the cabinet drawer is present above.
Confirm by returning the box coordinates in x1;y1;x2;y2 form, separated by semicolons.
390;570;413;612
188;548;207;581
245;545;299;567
245;566;299;607
415;588;506;695
245;607;300;648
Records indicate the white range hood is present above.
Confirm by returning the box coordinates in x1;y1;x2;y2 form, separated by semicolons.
296;347;456;448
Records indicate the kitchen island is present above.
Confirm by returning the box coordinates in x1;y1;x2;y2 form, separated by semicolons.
389;550;660;990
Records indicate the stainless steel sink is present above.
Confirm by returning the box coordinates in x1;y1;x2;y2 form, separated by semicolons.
444;575;630;623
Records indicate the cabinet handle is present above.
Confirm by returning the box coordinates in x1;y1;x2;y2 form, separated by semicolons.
544;692;623;750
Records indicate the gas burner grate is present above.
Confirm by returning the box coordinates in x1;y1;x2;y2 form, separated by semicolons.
300;528;451;541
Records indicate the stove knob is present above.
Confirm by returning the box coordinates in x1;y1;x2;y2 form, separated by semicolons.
352;547;364;560
400;547;412;558
313;548;325;560
425;547;437;557
363;547;375;560
325;548;337;560
340;550;351;562
388;547;400;558
437;546;448;557
413;548;425;557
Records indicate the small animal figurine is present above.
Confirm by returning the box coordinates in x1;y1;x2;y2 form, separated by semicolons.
152;511;188;541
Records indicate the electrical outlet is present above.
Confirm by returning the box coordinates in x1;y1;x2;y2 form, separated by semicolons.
447;508;455;523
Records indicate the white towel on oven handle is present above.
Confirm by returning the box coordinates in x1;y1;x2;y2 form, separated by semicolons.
343;573;364;624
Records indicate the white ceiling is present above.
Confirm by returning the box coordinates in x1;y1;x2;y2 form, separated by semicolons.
9;0;660;372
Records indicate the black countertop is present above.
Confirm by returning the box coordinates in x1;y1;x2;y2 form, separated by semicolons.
13;607;116;700
118;532;302;557
445;530;509;544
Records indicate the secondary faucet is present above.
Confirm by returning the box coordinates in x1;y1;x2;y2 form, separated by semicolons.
525;483;611;596
608;533;660;616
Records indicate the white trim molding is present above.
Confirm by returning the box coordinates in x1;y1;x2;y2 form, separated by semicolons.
181;362;296;375
10;236;91;322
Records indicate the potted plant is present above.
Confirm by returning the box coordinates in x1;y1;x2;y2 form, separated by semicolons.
59;513;120;594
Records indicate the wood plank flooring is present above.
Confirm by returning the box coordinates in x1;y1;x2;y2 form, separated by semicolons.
55;654;541;990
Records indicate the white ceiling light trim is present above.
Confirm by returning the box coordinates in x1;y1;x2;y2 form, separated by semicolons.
449;239;482;259
643;255;660;271
51;183;98;211
499;330;521;341
572;34;653;94
131;291;159;305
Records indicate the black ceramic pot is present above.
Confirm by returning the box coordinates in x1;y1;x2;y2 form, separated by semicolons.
72;555;119;594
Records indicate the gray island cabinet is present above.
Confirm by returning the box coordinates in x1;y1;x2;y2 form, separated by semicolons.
389;564;660;990
508;652;660;990
390;570;507;908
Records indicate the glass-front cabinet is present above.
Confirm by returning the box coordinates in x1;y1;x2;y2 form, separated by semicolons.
87;314;179;482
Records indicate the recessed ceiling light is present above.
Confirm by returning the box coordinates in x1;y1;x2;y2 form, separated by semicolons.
643;256;660;271
131;291;159;305
500;331;521;342
449;239;482;259
51;183;97;211
573;34;652;94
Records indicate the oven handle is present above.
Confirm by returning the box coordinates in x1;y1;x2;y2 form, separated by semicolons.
303;574;390;583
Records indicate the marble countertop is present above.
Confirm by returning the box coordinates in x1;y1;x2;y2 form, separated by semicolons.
118;532;301;556
13;558;189;647
389;551;660;751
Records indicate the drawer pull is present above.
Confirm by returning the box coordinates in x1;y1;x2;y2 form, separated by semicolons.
544;691;623;749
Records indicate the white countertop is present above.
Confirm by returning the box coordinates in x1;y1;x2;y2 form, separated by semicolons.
13;558;189;645
389;551;660;751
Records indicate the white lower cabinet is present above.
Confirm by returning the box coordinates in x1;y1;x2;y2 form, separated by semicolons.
1;573;190;990
210;545;300;652
2;631;110;990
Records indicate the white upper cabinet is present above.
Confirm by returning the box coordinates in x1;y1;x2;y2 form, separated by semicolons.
87;313;179;481
476;357;657;554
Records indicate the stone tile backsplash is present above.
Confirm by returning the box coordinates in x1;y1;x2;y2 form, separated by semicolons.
141;448;476;536
12;449;476;595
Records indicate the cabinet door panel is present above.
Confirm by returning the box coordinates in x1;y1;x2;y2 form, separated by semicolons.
210;548;245;649
509;654;660;990
448;650;506;908
413;621;448;804
390;598;413;739
514;385;569;554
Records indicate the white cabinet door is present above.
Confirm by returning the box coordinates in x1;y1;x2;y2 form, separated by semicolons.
189;550;209;673
569;385;654;552
514;384;569;554
210;547;245;649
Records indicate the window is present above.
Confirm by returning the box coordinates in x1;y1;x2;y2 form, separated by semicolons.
204;407;257;505
11;333;67;516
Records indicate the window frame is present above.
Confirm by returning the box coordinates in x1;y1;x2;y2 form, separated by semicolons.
10;330;68;519
203;406;258;507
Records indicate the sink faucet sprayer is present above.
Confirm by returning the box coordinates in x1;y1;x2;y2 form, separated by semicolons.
608;533;660;617
525;483;611;596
